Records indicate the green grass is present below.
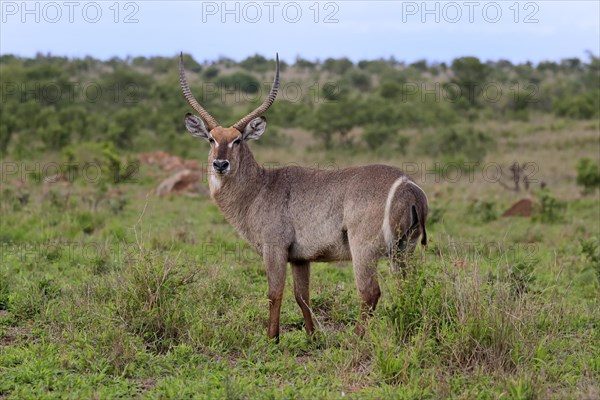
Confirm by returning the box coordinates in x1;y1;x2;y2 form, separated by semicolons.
1;119;599;399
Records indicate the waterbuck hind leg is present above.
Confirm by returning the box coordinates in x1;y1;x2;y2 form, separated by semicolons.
264;247;288;341
391;205;422;274
392;231;421;275
291;261;315;336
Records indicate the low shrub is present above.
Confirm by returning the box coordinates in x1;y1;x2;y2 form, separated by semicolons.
576;158;600;193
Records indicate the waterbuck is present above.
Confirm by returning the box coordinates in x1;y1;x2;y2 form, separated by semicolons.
179;53;428;339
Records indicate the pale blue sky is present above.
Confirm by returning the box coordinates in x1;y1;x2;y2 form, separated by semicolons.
1;1;598;63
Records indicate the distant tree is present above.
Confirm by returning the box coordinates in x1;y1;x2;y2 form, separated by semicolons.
132;56;148;67
362;124;399;151
320;81;350;101
295;57;316;70
215;72;261;94
379;81;403;99
264;100;311;127
107;107;143;148
203;66;220;80
0;54;18;63
582;52;600;89
560;58;583;72
240;54;269;72
68;56;99;73
310;99;358;148
346;70;371;91
410;59;428;72
145;56;189;74
100;65;152;106
107;56;125;68
495;59;514;69
451;56;490;107
216;57;236;68
180;54;202;73
357;59;395;74
323;57;353;75
537;61;559;73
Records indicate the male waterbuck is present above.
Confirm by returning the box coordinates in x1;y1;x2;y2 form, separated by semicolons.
179;53;428;339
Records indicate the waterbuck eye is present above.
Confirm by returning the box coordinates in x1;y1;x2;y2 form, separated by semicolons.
208;137;215;144
232;137;241;146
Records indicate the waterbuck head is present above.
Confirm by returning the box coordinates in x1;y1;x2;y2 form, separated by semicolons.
179;53;279;176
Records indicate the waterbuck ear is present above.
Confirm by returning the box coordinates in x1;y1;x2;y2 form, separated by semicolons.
242;116;267;141
184;113;209;140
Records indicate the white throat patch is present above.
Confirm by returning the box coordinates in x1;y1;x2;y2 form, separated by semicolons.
209;174;222;192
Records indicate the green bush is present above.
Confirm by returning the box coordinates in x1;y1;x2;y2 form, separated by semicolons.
61;141;134;186
321;81;349;101
379;81;404;99
362;124;409;153
203;66;219;80
362;125;395;150
576;158;600;193
554;92;599;119
535;190;566;223
469;199;499;223
346;70;371;91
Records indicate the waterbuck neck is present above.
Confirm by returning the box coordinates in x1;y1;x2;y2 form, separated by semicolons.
210;143;265;220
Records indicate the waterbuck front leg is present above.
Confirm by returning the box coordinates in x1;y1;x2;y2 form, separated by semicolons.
264;246;288;340
349;235;381;335
291;261;315;336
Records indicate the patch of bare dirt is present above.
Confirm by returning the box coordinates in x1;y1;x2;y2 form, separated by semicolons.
129;378;156;397
0;325;33;346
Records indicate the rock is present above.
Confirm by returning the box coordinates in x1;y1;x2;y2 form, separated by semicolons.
156;169;203;196
502;198;533;217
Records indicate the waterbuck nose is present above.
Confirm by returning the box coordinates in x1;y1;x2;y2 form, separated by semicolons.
213;159;230;173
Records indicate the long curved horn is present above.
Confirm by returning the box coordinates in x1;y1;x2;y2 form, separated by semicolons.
179;52;219;130
232;53;280;132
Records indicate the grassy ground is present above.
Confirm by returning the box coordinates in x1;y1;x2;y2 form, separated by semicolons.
1;117;599;399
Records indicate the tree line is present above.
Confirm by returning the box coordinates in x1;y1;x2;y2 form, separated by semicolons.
1;52;598;158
